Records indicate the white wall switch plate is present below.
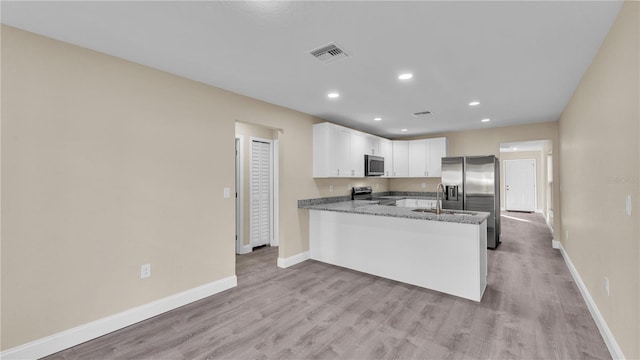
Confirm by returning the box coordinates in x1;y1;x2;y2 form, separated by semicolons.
626;195;632;216
141;264;151;279
223;187;231;199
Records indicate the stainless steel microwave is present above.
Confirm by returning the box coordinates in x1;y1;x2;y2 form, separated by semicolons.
365;155;384;176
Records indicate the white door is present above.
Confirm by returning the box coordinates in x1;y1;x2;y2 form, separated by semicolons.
505;159;536;212
250;139;272;247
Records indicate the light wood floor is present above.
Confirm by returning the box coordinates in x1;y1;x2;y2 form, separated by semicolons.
45;212;610;359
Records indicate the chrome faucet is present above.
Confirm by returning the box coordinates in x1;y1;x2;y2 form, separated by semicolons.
436;183;445;214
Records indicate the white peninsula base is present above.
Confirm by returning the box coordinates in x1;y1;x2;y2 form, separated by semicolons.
309;210;487;302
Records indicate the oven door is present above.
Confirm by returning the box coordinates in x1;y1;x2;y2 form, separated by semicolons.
365;155;384;176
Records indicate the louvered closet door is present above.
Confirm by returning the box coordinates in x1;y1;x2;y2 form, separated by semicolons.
250;140;271;247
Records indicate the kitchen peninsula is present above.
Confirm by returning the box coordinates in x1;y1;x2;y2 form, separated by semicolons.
299;193;490;302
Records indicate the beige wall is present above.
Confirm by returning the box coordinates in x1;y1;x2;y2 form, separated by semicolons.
0;26;389;350
390;121;560;235
558;2;639;358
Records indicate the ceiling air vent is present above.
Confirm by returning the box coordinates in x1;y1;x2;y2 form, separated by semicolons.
412;111;432;117
309;42;349;63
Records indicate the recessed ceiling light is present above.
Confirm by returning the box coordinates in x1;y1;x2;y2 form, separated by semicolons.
398;73;413;80
469;101;480;106
481;118;491;122
374;117;382;121
327;92;340;98
400;128;408;132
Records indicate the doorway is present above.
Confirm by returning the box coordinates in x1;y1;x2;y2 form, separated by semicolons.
235;122;279;255
504;159;537;212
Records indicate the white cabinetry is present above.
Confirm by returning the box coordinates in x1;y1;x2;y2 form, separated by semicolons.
379;139;393;177
313;122;365;178
313;122;447;178
392;141;409;177
336;127;352;177
350;131;365;177
365;136;381;155
427;137;448;177
409;139;429;177
407;137;448;177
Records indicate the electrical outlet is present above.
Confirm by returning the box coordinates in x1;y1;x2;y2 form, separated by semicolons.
604;277;609;296
376;183;379;189
565;230;569;241
421;183;426;189
626;195;632;216
223;187;231;199
141;264;151;279
329;185;333;192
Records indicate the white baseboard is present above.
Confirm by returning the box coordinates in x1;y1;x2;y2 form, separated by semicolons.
557;243;625;360
277;251;310;268
1;275;237;360
237;244;252;254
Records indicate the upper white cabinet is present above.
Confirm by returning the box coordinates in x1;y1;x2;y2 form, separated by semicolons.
379;138;393;177
313;122;447;178
365;136;381;155
392;141;410;177
313;123;338;177
350;131;365;177
313;123;365;178
408;140;428;177
427;137;448;177
407;137;448;177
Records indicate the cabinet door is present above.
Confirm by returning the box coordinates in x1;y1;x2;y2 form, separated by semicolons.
313;123;338;177
365;136;381;155
350;132;365;177
427;137;448;177
379;139;393;177
392;141;409;177
409;139;428;177
337;128;352;177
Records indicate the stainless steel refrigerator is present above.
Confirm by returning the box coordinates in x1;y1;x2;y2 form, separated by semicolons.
441;155;501;249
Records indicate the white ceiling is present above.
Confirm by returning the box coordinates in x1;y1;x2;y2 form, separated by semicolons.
1;1;622;138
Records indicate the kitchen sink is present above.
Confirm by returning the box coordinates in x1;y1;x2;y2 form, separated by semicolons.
411;208;477;216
